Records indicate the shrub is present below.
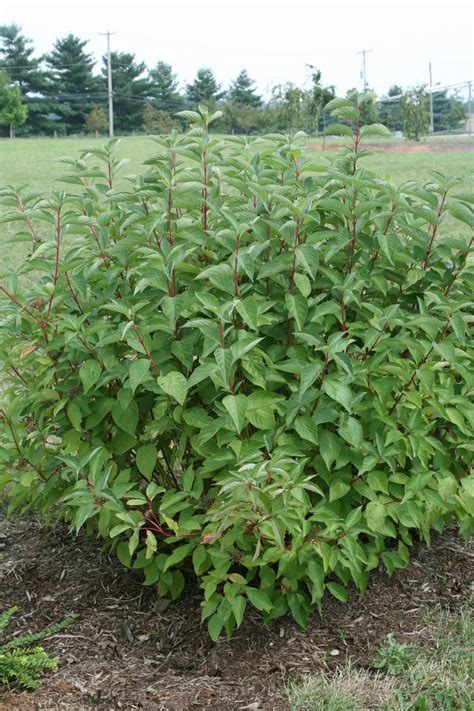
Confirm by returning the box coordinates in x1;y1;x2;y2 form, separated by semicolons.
0;101;472;640
0;607;77;689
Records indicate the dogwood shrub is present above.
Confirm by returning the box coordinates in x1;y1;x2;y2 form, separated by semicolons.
0;101;472;639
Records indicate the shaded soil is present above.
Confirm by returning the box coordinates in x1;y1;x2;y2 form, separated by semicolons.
0;515;472;711
307;139;474;153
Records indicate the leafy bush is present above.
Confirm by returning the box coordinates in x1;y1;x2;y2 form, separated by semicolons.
0;101;472;640
0;607;77;689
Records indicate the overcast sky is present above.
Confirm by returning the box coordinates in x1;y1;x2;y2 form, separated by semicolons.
3;0;473;98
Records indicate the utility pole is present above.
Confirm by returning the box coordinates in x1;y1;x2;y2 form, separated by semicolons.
468;80;472;137
100;31;115;137
429;62;434;134
357;49;373;93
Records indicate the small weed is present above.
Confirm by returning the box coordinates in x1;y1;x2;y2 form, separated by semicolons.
373;633;416;675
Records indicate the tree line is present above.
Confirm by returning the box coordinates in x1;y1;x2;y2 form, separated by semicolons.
0;24;467;138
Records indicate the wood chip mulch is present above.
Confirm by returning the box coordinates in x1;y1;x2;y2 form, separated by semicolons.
0;514;472;710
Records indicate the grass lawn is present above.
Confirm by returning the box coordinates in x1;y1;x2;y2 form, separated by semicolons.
1;134;473;189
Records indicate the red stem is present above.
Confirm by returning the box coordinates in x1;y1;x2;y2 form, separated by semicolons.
133;325;160;375
444;236;474;296
0;286;42;324
422;190;447;270
44;206;62;327
234;233;241;297
289;219;300;294
388;317;451;415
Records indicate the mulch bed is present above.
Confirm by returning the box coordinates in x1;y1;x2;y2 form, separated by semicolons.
0;514;472;710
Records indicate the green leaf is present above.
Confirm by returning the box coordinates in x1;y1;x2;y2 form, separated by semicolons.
66;402;82;431
322;123;353;137
326;582;348;602
338;416;363;449
294;273;311;298
307;558;324;603
208;613;224;641
163;543;195;571
286;293;308;331
232;596;246;627
222;394;248;434
294;416;319;444
329;479;351;502
116;541;131;567
367;471;389;494
79;360;101;393
129;359;151;394
246;588;273;613
365;501;387;533
322;379;352;412
111;399;139;436
359;123;391;139
157;371;188;405
192;545;208;575
319;431;341;469
136;444;158;480
230;337;263;364
236;296;259;330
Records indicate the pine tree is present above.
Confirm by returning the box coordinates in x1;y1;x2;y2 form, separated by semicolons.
228;70;262;107
101;52;150;132
44;34;100;134
149;61;182;111
0;24;46;134
186;68;223;106
378;85;403;132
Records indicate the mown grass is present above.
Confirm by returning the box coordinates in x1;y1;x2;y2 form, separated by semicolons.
288;604;474;711
1;134;473;189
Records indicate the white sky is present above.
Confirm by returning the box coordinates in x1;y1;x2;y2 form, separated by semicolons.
3;0;473;98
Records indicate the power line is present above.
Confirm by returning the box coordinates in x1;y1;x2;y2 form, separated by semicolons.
1;61;135;71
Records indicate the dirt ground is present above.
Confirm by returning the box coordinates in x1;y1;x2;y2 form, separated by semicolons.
0;514;472;711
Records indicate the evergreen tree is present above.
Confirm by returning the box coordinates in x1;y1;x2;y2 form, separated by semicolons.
148;61;182;111
186;68;223;106
227;70;262;107
44;34;100;134
0;24;47;134
377;85;403;132
432;89;466;132
0;71;28;137
102;52;150;132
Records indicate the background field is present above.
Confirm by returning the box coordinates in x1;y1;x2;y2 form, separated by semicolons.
1;134;473;189
1;134;472;275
